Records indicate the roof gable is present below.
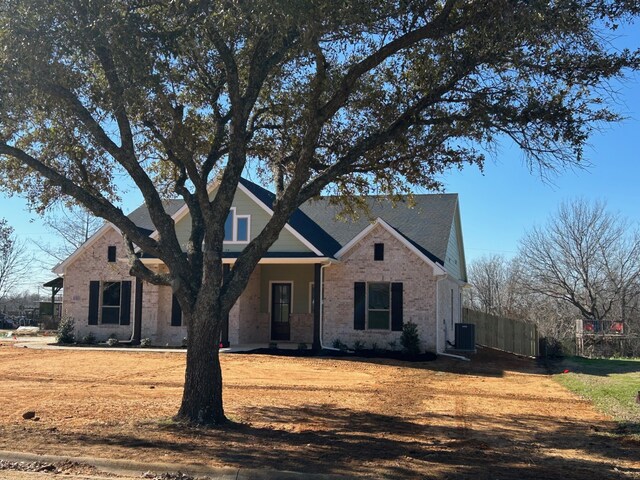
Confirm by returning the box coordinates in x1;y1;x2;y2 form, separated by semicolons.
169;179;328;256
335;218;447;275
299;193;459;262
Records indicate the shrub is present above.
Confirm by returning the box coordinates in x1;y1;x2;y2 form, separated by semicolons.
387;339;398;350
56;317;75;344
400;321;421;357
353;340;366;352
181;337;188;347
268;341;278;349
106;337;119;347
332;339;348;351
297;342;308;351
81;332;96;345
140;338;152;348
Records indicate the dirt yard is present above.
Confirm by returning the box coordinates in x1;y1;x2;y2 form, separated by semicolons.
0;343;637;479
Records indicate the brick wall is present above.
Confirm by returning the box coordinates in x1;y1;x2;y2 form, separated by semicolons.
62;227;137;342
322;224;441;352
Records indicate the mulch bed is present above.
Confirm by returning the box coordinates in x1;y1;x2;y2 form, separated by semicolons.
236;347;437;362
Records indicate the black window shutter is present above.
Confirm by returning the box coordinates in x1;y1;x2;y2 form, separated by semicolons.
354;282;366;330
391;282;403;331
171;294;182;326
119;281;132;325
107;246;116;262
88;281;100;325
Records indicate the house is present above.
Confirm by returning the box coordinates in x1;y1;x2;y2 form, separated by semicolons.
53;178;467;353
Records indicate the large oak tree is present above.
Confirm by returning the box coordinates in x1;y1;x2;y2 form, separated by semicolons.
0;0;638;425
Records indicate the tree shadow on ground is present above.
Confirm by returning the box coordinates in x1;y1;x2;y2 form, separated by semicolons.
314;346;543;378
47;404;640;479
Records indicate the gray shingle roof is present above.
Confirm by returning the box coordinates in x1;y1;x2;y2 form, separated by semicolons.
299;194;458;263
127;199;184;233
125;180;459;268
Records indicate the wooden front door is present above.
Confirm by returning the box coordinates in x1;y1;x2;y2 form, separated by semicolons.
271;283;291;341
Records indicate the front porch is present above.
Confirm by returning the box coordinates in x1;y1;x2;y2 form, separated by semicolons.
222;261;323;349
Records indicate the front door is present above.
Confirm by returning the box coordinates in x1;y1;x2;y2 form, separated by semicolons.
271;283;291;341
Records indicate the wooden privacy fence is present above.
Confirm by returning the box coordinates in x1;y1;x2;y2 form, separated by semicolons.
463;308;539;357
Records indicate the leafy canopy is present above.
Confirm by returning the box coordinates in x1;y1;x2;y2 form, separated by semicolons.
1;1;637;211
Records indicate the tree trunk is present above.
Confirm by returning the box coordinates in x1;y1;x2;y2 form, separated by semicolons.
175;301;227;425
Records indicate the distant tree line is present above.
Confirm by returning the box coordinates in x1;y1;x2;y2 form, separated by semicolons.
465;199;640;353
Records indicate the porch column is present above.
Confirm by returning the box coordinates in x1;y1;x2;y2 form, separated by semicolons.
221;264;230;347
313;263;322;351
132;277;143;345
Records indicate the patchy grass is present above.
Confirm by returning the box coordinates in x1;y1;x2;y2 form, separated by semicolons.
555;356;640;437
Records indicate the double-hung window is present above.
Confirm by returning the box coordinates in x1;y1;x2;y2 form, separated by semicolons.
88;280;131;326
224;208;250;243
354;281;403;331
101;281;122;324
368;282;390;329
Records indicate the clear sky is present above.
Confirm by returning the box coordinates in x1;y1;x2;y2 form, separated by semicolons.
1;22;639;294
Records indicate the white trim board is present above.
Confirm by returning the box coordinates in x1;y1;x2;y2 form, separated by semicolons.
334;217;447;276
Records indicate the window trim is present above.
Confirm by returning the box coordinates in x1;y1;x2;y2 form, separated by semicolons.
224;207;251;244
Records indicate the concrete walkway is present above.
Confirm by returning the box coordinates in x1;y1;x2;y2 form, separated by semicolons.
0;450;348;479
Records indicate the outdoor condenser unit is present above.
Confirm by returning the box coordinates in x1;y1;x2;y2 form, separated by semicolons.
455;323;476;351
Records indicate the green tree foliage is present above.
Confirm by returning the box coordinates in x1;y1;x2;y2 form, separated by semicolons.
0;1;638;425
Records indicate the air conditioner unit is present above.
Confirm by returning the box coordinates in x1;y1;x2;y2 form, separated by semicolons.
455;323;475;351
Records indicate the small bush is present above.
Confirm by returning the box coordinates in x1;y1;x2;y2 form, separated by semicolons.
400;321;421;356
387;339;398;350
268;341;278;349
181;337;188;347
140;338;152;348
56;317;75;344
297;342;308;351
332;339;348;351
81;332;96;345
108;333;118;340
106;337;119;347
353;340;366;352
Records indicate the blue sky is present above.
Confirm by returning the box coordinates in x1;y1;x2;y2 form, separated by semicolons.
2;22;639;294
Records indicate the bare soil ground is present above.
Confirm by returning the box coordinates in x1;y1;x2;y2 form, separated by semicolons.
0;342;638;479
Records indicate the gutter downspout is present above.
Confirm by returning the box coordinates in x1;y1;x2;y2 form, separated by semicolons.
435;270;470;361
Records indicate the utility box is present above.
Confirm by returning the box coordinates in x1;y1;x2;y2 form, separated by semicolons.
455;323;476;351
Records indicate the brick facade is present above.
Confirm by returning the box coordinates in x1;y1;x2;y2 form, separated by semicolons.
62;224;460;351
322;224;458;353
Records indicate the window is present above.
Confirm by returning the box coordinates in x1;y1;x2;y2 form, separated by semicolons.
88;280;131;326
107;246;116;262
354;281;403;331
101;281;122;324
368;282;390;329
374;243;384;261
224;208;250;243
